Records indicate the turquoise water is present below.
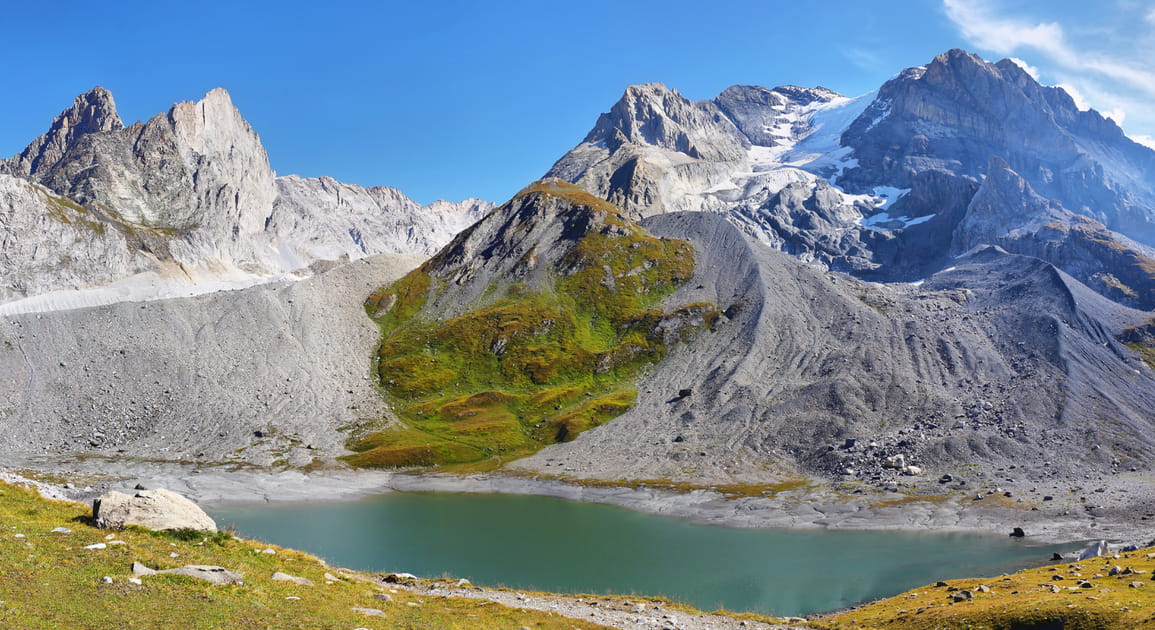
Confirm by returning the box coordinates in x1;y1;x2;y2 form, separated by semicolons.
208;491;1069;617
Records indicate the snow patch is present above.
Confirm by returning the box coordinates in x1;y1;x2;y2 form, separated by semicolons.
871;186;910;210
0;270;301;316
859;212;936;231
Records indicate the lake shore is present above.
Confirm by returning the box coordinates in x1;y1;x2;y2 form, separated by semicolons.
5;455;1150;549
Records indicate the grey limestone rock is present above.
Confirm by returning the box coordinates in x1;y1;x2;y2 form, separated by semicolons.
93;488;216;531
0;87;491;309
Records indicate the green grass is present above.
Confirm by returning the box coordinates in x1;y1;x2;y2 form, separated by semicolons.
812;547;1155;629
1126;341;1155;370
347;182;717;469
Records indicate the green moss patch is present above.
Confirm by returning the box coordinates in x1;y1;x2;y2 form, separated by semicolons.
347;184;717;468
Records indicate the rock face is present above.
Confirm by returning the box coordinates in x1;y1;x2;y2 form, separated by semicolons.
93;488;217;531
0;87;491;308
547;49;1155;308
269;174;489;268
842;50;1155;245
953;156;1155;308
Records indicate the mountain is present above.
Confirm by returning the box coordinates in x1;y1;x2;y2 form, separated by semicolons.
0;87;491;309
3;49;1155;526
547;49;1155;308
335;178;1155;512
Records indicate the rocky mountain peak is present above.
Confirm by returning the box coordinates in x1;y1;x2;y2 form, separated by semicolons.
6;86;124;177
583;82;746;159
770;84;842;106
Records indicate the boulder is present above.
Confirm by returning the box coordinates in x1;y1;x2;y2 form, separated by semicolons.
132;561;242;585
93;488;216;531
272;571;315;586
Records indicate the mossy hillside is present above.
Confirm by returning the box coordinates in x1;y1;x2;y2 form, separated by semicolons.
347;181;716;468
0;480;611;630
1121;317;1155;370
814;547;1155;630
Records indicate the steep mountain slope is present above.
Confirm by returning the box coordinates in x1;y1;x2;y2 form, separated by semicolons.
0;87;490;308
505;212;1155;491
547;49;1155;306
0;252;423;466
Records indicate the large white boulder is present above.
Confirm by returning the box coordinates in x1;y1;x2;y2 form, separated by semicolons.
92;488;217;531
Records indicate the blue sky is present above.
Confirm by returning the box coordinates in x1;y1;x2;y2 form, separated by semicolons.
3;1;1152;204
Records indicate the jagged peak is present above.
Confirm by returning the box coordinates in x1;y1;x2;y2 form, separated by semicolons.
931;48;987;69
56;86;124;134
771;84;842;105
5;86;126;177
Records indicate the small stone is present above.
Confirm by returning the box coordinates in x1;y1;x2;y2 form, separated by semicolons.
372;593;393;602
261;548;276;554
50;527;71;534
14;533;24;538
352;607;386;617
952;590;973;602
101;576;113;584
285;596;301;601
128;577;142;585
975;585;991;593
323;572;340;582
1130;581;1145;588
169;552;179;558
1010;527;1025;538
935;581;949;587
85;543;107;550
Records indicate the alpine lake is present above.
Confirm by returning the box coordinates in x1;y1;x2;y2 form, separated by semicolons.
205;490;1076;617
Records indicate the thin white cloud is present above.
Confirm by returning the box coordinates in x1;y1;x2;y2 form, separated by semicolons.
942;0;1155;97
1008;57;1040;80
1133;134;1155;149
1147;8;1155;26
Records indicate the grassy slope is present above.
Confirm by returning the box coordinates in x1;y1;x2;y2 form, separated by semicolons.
346;181;716;468
0;481;610;630
814;547;1155;629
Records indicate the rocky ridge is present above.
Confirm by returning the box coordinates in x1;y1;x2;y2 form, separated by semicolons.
0;87;491;308
548;49;1155;307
